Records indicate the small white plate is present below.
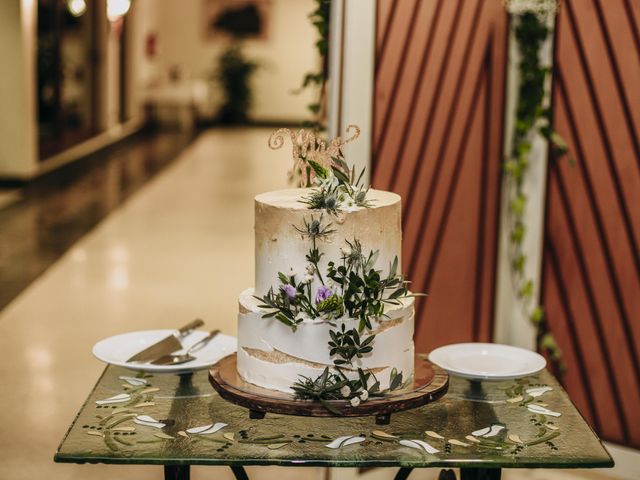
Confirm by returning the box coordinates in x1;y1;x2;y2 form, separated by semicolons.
428;343;546;381
93;330;237;374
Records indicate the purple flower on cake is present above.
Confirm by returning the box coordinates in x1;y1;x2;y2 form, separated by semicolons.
280;284;296;299
315;286;333;304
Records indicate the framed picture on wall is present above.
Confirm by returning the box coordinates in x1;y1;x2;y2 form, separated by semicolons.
202;0;271;40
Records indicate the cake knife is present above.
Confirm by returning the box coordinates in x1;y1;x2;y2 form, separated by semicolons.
127;319;204;363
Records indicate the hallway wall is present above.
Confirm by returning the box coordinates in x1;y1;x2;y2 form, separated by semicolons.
152;0;318;123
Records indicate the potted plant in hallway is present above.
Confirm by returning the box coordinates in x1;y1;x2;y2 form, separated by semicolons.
214;41;259;124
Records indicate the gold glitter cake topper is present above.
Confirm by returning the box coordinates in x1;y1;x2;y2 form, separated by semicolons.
268;125;360;187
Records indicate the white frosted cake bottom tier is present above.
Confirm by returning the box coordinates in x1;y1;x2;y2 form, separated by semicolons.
236;288;415;393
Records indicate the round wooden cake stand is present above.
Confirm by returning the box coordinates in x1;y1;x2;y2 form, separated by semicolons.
208;353;449;425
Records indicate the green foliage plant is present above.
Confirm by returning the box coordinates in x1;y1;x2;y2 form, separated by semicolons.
215;42;259;124
504;7;571;374
295;0;330;131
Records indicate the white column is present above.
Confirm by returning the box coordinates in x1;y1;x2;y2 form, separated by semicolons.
0;0;38;178
493;14;556;349
328;0;376;183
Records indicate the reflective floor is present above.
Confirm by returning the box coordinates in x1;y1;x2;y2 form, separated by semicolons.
0;129;194;311
0;128;624;480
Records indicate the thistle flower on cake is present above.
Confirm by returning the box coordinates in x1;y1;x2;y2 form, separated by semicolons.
315;285;333;304
280;284;296;300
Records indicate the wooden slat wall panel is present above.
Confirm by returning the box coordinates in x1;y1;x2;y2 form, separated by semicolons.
372;0;507;351
542;0;640;448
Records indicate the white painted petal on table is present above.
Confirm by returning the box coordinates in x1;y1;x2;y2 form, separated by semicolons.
135;415;160;423
134;415;166;428
399;440;422;451
186;422;227;435
186;424;213;434
119;376;147;386
325;435;365;449
399;439;440;454
526;386;552;398
425;431;444;439
472;424;504;437
342;436;366;447
96;393;131;405
471;426;491;437
527;404;561;417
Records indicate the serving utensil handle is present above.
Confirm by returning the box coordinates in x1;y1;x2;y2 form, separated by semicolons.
177;319;204;337
187;329;221;354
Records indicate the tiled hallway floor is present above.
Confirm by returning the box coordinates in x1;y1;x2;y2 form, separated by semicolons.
0;129;625;479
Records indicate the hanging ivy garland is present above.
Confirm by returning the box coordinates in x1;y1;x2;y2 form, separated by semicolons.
295;0;571;372
504;1;572;374
297;0;330;132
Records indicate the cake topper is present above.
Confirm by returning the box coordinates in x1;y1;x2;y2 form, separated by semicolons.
268;125;361;187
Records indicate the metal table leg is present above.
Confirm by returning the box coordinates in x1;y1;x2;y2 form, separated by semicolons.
460;468;502;480
231;465;250;480
439;469;457;480
164;465;190;480
395;467;413;480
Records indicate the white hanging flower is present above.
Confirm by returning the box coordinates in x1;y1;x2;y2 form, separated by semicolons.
350;396;361;407
503;0;558;18
359;390;369;401
304;264;315;283
340;385;351;398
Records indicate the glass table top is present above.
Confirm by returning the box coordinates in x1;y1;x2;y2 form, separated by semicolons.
54;365;613;469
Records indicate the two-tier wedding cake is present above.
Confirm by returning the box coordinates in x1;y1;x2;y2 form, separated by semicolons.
236;126;416;406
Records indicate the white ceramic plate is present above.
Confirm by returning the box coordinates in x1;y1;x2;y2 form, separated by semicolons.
428;343;546;381
93;330;237;374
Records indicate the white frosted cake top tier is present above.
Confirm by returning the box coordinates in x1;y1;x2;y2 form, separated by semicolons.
255;188;401;210
254;188;402;297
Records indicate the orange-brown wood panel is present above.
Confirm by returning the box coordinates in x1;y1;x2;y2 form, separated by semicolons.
372;0;507;352
542;0;640;449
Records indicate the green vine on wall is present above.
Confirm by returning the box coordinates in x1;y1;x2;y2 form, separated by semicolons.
296;0;330;131
505;7;572;375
